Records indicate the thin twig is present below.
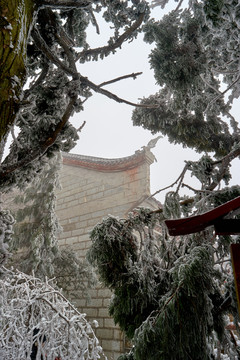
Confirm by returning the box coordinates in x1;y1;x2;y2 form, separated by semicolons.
80;76;158;108
88;8;100;35
207;146;240;191
200;74;221;95
77;120;86;132
98;72;143;88
174;0;184;12
181;183;213;194
36;296;71;325
150;164;189;198
24;63;50;99
208;74;240;107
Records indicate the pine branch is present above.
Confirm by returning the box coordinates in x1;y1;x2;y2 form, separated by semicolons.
76;13;145;61
24;63;50;99
207;146;240;191
0;95;77;178
98;72;143;87
80;76;158;108
40;0;93;8
150;163;189;198
32;19;155;109
31;28;77;78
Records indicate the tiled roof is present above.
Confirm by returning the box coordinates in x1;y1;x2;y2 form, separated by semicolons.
62;147;155;172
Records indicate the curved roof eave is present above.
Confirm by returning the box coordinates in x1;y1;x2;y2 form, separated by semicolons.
62;148;155;172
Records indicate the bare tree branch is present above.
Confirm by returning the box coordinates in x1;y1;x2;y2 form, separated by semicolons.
174;0;184;12
98;72;143;87
40;0;93;8
149;163;189;198
208;74;240;107
80;76;158;108
181;183;213;194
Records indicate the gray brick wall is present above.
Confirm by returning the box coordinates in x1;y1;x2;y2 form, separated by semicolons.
56;151;159;359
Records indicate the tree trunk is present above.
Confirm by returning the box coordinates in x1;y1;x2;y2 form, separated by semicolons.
0;0;35;149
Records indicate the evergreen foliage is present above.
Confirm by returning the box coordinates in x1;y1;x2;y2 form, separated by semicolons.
132;1;240;156
0;0;152;356
1;0;240;358
9;153;95;297
88;3;240;358
0;0;152;263
88;194;240;359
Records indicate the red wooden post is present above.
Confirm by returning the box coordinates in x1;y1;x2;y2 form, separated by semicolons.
231;244;240;315
164;197;240;315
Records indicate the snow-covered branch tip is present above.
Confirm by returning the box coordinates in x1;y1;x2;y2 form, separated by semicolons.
0;96;77;179
0;268;106;360
80;76;158;108
76;12;146;61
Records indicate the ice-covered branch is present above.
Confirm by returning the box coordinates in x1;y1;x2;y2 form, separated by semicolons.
77;13;145;61
98;72;143;87
0;95;77;179
80;76;158;108
31;28;77;77
0;268;105;360
207;145;240;191
40;0;93;8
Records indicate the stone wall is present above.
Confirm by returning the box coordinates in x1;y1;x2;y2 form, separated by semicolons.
56;149;160;359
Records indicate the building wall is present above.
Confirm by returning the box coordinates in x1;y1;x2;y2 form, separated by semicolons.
56;150;159;359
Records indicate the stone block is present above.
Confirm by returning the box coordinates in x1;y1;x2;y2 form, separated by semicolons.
98;308;109;318
103;298;111;307
104;318;116;328
89;298;103;308
96;328;113;340
83;307;98;318
71;228;85;237
102;340;121;352
98;288;112;298
65;236;78;245
74;298;87;308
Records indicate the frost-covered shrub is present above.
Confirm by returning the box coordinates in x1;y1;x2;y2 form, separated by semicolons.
0;268;106;360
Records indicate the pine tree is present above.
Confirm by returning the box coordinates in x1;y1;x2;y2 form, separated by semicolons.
87;1;240;359
0;0;152;357
0;0;151;261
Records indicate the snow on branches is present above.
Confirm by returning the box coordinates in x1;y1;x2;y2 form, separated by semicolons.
0;210;15;266
0;268;106;360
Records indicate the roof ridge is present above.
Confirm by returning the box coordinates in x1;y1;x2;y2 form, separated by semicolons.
61;148;155;172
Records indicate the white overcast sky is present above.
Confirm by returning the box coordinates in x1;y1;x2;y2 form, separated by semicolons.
69;4;199;202
70;3;239;202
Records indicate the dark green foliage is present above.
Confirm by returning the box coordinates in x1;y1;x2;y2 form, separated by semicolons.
9;154;95;297
88;216;138;288
132;246;226;360
204;0;224;25
211;186;240;207
132;1;240;157
88;202;240;359
144;12;206;91
132;90;233;156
